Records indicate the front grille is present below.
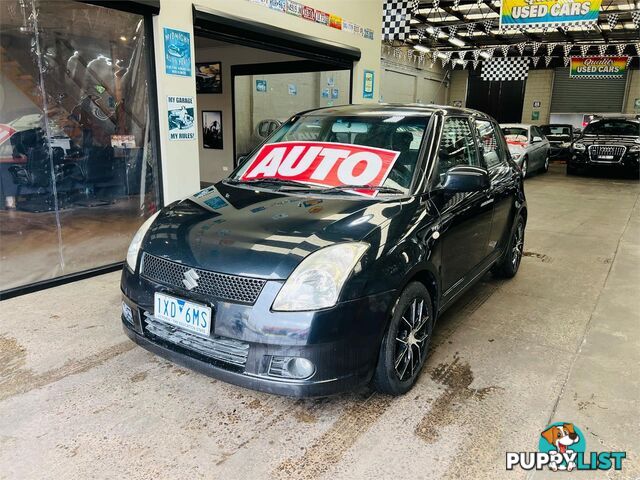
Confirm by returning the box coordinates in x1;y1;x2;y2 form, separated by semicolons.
588;145;626;163
140;253;266;304
144;313;250;370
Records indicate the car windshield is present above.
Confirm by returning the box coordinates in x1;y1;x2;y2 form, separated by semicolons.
232;113;430;195
501;127;528;143
583;120;639;136
541;125;571;137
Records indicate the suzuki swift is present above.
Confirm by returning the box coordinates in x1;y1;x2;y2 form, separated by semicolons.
121;104;527;396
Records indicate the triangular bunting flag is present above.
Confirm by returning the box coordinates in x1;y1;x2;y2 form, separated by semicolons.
607;13;619;30
456;50;466;59
411;0;420;13
417;27;426;42
546;42;557;56
632;11;640;29
448;25;458;37
532;56;541;67
473;59;479;69
598;44;607;56
563;44;572;57
472;49;480;61
531;41;541;56
501;44;510;57
545;55;553;67
432;26;441;38
517;42;526;55
467;23;476;37
615;44;625;56
626;57;632;67
580;44;589;56
563;57;570;67
453;0;460;7
634;43;640;57
483;19;493;34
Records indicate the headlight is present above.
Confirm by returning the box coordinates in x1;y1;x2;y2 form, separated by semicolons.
273;242;369;311
561;142;571;148
572;142;586;152
126;212;160;271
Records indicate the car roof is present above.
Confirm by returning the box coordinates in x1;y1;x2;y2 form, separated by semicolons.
297;103;494;119
588;117;640;125
500;123;531;129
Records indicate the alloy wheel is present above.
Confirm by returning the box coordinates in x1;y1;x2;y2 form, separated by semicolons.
521;159;528;178
393;297;432;382
512;222;524;269
544;156;549;171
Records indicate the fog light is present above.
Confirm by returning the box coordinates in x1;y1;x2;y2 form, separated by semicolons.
122;301;134;324
268;356;315;380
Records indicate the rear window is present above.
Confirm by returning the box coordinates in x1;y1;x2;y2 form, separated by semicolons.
501;127;528;142
541;125;571;136
583;120;639;136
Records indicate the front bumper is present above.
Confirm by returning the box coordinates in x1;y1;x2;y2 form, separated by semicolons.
120;268;396;397
569;150;639;171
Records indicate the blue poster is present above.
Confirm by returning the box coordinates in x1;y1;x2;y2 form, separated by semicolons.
363;70;375;99
256;79;267;92
164;27;192;77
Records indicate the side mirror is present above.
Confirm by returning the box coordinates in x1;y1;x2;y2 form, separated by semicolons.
442;165;490;193
532;136;543;143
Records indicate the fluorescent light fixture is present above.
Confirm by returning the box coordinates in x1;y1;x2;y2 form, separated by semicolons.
480;50;492;59
414;45;430;53
448;36;466;47
436;51;448;59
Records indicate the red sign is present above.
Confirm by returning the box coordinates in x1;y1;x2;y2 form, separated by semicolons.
315;10;329;25
240;142;400;196
0;124;16;146
302;5;315;21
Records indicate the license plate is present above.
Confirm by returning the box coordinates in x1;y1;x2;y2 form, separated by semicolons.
154;292;212;336
598;155;614;160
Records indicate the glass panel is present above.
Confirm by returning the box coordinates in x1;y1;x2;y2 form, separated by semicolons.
0;0;160;292
437;118;479;177
476;120;506;169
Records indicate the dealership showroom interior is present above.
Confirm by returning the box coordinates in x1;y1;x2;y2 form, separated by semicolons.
1;0;640;477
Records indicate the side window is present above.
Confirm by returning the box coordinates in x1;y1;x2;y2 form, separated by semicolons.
437;117;480;178
532;126;544;140
475;120;506;169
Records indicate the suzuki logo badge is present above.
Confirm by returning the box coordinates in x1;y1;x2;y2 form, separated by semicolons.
182;268;199;291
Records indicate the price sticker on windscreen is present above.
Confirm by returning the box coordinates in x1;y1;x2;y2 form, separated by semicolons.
240;141;401;196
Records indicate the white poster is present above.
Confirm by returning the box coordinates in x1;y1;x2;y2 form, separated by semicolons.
167;95;196;141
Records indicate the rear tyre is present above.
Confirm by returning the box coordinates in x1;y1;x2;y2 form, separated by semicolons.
372;282;434;396
521;157;528;178
492;215;525;279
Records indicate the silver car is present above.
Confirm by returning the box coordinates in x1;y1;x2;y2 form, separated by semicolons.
500;124;551;178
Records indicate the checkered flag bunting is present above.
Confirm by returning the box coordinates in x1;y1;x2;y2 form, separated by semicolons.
580;44;589;56
483;19;493;34
563;44;572;57
417;26;427;42
432;26;441;38
517;42;526;55
531;41;542;55
500;44;510;57
607;13;619;30
634;43;640;57
626;56;632;67
615;44;625;56
598;44;607;56
448;25;458;37
467;22;476;36
544;55;553;67
563;57;570;67
481;57;529;81
433;0;440;9
473;59;480;69
453;0;460;7
546;42;557;56
531;56;541;67
382;0;412;41
632;11;640;29
411;0;420;13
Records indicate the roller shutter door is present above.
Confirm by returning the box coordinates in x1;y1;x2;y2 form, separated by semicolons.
382;69;416;103
551;67;627;113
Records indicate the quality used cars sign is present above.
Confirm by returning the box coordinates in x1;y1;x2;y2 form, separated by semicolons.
240;141;400;196
499;0;601;29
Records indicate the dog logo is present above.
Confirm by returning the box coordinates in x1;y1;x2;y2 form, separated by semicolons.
506;421;625;472
539;423;582;471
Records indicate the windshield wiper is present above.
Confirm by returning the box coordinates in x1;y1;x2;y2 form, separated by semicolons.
224;178;312;188
307;184;404;195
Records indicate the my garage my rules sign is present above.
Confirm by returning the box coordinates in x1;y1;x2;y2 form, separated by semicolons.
570;57;629;79
500;0;602;29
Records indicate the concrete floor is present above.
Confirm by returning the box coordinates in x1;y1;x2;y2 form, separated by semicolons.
1;165;639;479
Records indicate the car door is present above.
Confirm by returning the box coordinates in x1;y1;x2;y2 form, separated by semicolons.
430;116;493;296
530;126;546;169
476;118;518;255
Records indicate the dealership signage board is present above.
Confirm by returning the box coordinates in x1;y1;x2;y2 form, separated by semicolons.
363;70;375;99
167;96;196;141
570;56;628;79
239;141;400;197
163;28;192;77
499;0;601;29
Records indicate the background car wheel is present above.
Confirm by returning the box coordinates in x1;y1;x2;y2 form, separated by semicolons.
492;215;525;279
541;154;549;173
521;157;528;178
372;282;434;396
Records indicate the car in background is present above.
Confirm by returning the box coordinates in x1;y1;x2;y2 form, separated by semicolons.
541;124;573;160
568;118;640;177
500;124;550;178
120;104;527;397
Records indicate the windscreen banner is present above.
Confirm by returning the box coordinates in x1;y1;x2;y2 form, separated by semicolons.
240;142;400;196
499;0;602;30
570;56;628;79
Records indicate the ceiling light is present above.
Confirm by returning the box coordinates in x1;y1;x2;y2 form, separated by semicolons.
436;51;448;59
120;36;127;41
414;45;430;53
480;50;492;59
448;36;467;47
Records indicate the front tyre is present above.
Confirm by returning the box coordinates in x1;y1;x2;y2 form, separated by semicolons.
541;154;549;173
492;215;525;279
521;157;528;178
372;282;434;396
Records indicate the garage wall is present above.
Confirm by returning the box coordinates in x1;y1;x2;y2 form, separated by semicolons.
153;0;383;203
521;69;554;125
380;59;448;105
624;69;640;114
195;44;303;182
448;70;468;107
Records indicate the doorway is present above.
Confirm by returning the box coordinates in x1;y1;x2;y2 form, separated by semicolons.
466;69;526;123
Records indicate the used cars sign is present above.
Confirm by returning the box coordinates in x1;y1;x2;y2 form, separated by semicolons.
240;141;401;196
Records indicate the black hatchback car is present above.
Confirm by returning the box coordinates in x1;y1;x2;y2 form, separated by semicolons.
121;105;527;397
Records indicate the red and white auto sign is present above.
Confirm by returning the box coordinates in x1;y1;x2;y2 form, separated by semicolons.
240;141;401;196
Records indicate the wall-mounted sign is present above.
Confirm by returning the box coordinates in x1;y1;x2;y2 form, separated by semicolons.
256;79;267;92
331;88;339;99
452;100;463;107
533;100;541;108
321;88;330;98
570;56;628;79
500;0;602;30
167;96;195;141
163;28;191;77
363;70;375;99
288;84;297;96
531;111;540;121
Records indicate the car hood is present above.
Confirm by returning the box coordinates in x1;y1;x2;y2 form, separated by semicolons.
141;182;405;280
580;135;639;146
